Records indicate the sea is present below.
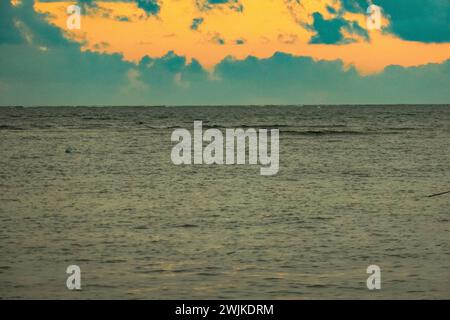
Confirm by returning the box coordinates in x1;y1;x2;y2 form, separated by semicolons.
0;105;449;299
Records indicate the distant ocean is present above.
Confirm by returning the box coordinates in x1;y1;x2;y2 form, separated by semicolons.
0;105;449;299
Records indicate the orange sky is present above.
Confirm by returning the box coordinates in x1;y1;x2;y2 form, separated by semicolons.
33;0;450;75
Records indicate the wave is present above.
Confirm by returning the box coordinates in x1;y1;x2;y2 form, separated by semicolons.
143;124;290;130
0;125;25;130
280;130;369;136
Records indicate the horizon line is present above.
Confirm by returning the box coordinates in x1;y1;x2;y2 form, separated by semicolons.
1;104;449;108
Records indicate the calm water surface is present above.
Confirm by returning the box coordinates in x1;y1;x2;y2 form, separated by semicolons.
0;105;449;299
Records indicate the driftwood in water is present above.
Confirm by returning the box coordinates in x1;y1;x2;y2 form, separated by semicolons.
427;190;450;198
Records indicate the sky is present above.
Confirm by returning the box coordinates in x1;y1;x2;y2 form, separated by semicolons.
0;0;449;106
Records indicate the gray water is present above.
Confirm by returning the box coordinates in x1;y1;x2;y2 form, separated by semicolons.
0;105;449;299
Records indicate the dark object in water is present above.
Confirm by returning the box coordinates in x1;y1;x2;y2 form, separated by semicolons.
65;146;76;154
427;190;450;198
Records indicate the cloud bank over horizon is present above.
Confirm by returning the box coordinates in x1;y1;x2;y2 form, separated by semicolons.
0;0;449;106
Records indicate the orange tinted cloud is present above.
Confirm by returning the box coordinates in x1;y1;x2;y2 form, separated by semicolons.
35;0;450;74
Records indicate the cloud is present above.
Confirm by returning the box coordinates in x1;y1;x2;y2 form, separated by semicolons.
0;0;67;46
34;0;450;74
378;0;450;43
135;0;160;15
191;17;204;30
309;12;349;44
0;0;449;106
0;0;133;105
0;1;23;44
211;53;450;105
1;44;449;105
342;0;450;43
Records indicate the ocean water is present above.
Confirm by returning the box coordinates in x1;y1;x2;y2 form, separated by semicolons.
0;105;449;299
